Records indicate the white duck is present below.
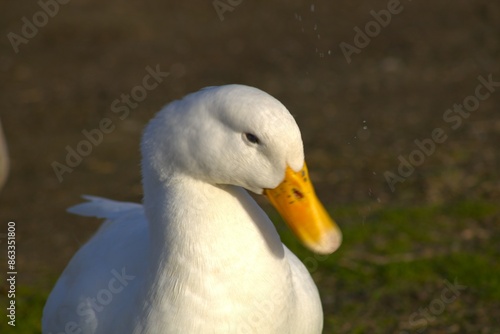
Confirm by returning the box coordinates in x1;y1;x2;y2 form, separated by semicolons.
42;84;342;334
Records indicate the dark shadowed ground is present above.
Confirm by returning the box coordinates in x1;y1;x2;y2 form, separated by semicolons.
0;1;499;333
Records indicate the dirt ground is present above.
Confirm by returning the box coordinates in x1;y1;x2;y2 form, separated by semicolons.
0;0;499;326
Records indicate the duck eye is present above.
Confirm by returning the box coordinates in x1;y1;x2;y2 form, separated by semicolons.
244;133;260;144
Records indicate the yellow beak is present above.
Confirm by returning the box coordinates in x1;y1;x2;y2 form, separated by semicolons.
264;163;342;254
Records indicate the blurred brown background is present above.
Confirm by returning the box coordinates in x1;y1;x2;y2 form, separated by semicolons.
0;0;499;332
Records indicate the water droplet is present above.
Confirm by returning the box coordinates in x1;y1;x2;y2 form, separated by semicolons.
310;4;315;12
357;126;371;141
314;24;318;31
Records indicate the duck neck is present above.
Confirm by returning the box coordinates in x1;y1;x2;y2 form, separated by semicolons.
142;172;285;277
134;172;290;332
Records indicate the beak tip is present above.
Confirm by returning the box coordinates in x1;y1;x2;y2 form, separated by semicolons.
308;229;342;255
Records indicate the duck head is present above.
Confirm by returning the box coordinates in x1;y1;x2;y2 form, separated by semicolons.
142;84;341;254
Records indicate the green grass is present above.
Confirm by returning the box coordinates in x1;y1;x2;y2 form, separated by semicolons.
0;285;46;333
279;200;500;333
2;200;499;333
